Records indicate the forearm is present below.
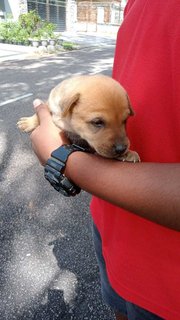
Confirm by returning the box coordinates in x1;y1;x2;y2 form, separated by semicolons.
30;103;180;231
66;152;180;231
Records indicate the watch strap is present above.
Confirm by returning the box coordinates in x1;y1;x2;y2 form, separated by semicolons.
44;144;87;197
51;144;87;166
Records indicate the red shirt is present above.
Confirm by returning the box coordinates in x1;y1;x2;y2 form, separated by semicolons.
91;1;180;319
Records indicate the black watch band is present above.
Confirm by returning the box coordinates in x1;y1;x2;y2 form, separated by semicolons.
44;144;87;197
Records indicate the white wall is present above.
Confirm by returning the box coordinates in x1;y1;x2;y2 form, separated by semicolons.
4;0;27;20
66;0;77;31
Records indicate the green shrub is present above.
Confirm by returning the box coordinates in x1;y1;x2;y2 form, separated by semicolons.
0;10;57;45
18;10;41;34
0;10;76;50
62;41;77;50
41;21;56;39
0;21;18;42
0;22;6;40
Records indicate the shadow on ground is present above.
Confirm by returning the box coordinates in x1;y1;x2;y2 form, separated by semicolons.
0;46;115;320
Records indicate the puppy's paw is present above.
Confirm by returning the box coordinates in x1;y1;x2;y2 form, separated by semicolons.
118;150;140;163
17;117;34;133
17;114;39;133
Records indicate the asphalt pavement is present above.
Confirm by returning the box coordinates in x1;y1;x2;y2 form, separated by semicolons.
0;33;116;320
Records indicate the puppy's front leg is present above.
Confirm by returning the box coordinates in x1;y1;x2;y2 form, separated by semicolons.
118;150;140;163
17;113;39;133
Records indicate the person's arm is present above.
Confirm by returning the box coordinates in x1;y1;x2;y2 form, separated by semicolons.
66;152;180;231
31;101;180;231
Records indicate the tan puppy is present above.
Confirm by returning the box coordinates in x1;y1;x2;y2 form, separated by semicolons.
17;74;140;162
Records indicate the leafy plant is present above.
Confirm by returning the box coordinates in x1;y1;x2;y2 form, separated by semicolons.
62;41;77;50
18;10;41;34
41;21;55;39
18;11;56;41
0;21;18;42
0;23;6;39
0;10;65;48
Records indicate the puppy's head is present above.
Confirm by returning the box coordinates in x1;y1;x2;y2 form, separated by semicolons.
48;75;134;159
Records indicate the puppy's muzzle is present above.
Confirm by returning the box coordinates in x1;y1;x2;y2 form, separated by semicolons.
113;144;128;156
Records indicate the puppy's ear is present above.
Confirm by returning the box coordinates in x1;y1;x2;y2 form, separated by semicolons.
61;93;80;117
126;94;135;116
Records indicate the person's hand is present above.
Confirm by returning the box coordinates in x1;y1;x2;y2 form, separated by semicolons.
30;99;69;165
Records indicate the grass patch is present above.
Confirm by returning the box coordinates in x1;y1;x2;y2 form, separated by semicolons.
62;41;78;50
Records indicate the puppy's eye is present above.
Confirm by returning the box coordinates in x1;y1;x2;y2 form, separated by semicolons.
90;118;105;128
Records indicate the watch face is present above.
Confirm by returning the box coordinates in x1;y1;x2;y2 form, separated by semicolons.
52;144;88;164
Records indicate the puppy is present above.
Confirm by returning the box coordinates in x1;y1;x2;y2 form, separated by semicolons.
17;74;140;162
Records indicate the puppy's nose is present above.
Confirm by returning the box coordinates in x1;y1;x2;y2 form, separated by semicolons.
114;144;127;155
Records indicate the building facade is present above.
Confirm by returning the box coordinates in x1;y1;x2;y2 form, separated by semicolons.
0;0;126;32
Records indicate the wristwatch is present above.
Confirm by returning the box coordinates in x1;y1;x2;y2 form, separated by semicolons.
44;144;87;197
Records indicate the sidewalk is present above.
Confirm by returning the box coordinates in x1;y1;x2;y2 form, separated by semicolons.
0;43;36;61
61;31;116;46
0;32;116;62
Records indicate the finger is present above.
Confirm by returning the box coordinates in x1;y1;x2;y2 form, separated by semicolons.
33;99;44;109
33;99;52;124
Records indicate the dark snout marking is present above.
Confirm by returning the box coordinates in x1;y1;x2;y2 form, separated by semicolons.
114;144;128;155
